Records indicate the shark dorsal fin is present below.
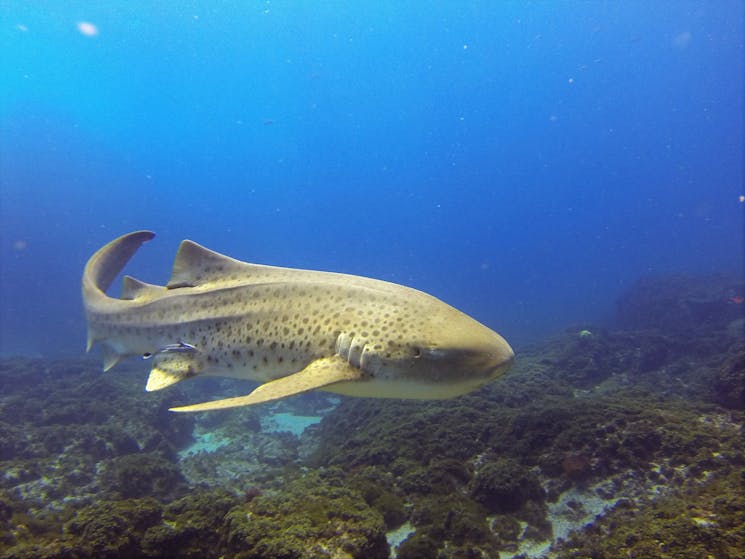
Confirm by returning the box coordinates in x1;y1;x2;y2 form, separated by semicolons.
167;240;255;288
121;275;164;300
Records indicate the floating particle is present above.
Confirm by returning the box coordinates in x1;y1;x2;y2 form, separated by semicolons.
76;21;99;36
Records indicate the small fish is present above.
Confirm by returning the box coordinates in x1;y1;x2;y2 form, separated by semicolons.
143;341;198;360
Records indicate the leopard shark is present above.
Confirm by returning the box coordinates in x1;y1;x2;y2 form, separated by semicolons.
82;231;514;412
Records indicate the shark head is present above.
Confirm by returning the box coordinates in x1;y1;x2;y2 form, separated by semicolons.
328;295;515;400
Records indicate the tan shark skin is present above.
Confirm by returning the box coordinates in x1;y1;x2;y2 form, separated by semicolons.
82;231;514;412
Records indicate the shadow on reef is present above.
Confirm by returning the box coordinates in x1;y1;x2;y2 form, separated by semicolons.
0;273;743;558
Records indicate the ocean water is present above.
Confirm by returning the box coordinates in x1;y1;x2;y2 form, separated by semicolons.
1;1;741;357
0;4;744;558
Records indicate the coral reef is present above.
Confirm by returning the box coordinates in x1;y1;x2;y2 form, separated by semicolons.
223;469;389;559
714;350;745;410
0;273;743;558
616;273;743;335
554;466;745;558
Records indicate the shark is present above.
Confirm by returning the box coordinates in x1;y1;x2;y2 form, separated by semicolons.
82;231;515;412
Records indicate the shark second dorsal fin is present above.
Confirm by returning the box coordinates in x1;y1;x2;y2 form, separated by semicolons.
169;355;363;412
121;275;165;300
167;240;254;288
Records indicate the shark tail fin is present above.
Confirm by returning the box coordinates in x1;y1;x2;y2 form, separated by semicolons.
82;231;155;359
82;231;155;303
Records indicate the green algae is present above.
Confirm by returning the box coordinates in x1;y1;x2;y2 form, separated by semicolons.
470;457;544;513
66;498;163;558
395;532;439;559
99;453;187;500
142;489;241;558
554;466;745;558
714;350;745;410
1;274;744;558
347;466;407;529
223;469;389;559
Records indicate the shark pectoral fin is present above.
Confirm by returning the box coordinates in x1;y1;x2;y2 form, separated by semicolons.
169;356;363;412
146;355;203;391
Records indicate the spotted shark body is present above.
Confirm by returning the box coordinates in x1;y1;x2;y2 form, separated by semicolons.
82;231;514;412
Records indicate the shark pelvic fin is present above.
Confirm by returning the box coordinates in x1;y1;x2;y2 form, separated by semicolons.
169;355;363;412
146;354;203;391
102;346;124;372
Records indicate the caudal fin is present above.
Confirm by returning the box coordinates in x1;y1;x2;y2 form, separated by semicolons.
83;231;155;298
82;231;155;353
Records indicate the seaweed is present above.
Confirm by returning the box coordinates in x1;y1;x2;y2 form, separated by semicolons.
1;274;744;558
554;466;745;558
470;457;544;513
99;453;188;500
223;469;389;559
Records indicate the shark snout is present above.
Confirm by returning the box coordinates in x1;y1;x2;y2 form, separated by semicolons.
488;335;515;369
442;325;515;383
467;336;515;380
486;343;515;379
410;328;514;387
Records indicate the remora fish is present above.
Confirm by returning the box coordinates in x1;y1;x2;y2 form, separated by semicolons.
82;231;514;412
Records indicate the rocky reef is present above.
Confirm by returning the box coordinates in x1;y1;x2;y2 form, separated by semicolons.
0;273;743;558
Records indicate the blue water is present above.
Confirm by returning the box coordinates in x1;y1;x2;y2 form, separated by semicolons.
1;2;742;357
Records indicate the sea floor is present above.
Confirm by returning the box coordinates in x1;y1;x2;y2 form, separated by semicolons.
0;273;743;558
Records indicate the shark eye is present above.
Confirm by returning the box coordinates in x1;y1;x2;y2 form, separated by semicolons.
412;347;422;358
